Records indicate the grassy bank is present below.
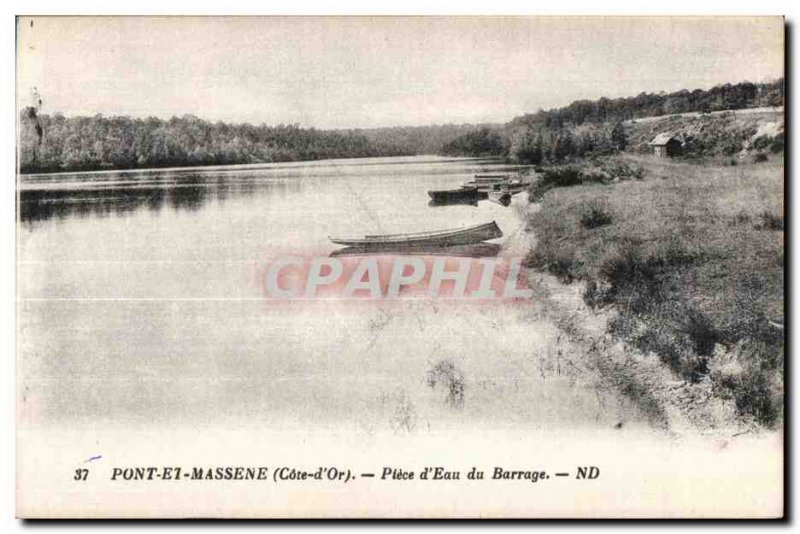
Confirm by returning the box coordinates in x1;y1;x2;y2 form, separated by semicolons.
525;155;784;426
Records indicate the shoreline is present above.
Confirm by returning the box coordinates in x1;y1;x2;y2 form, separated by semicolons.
513;167;776;438
18;154;489;179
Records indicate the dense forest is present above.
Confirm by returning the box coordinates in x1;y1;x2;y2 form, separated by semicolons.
19;78;784;173
440;127;509;157
444;79;785;163
18;112;491;173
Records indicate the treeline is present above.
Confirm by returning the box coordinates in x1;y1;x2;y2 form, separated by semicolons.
18;112;491;173
19;78;784;173
443;79;784;163
509;122;628;164
509;79;784;130
360;124;491;156
440;127;509;157
440;121;629;164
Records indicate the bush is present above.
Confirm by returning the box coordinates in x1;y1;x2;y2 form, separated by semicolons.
529;159;646;201
721;137;742;156
731;211;751;225
525;250;580;284
710;339;783;425
770;134;784;153
753;133;783;154
580;204;613;229
752;135;771;151
753;153;768;163
609;309;712;382
757;211;783;231
581;240;716;381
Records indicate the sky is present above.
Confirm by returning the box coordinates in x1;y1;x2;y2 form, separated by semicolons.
16;16;784;129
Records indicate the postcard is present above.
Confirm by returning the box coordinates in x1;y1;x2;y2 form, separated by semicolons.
16;15;784;518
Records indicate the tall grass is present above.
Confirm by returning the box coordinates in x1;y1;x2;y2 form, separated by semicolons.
526;155;784;426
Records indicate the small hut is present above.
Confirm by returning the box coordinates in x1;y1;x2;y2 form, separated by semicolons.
648;133;682;158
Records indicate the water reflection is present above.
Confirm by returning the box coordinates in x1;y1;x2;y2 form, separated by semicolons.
20;185;207;223
18;174;305;225
427;198;480;208
428;196;515;208
23;157;633;431
19;157;533;228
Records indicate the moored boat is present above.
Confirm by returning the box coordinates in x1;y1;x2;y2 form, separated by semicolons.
330;242;502;258
474;173;512;180
427;186;480;203
463;173;529;193
329;221;503;248
507;182;528;195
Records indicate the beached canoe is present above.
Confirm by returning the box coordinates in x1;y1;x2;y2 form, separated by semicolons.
329;221;503;247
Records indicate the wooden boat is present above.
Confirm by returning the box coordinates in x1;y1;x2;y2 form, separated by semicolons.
428;186;480;203
329;221;502;248
463;181;528;194
474;173;512;181
508;183;528;195
463;174;509;191
330;242;501;258
463;174;529;193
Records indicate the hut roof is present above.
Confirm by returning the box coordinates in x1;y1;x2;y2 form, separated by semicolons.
648;133;679;146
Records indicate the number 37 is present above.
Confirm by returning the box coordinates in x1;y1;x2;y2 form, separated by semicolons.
74;468;89;481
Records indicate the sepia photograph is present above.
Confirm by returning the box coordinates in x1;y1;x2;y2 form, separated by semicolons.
14;14;785;518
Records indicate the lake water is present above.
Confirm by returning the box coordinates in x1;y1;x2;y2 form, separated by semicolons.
18;156;648;434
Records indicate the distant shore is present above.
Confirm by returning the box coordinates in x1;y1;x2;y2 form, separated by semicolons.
17;110;494;175
17;154;479;178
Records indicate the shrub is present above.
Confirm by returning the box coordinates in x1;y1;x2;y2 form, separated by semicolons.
731;211;751;225
529;159;646;201
609;310;711;382
753;153;768;163
710;339;783;425
681;307;720;357
539;165;583;185
770;134;784;153
757;211;783;231
583;280;614;308
583;240;717;381
753;133;783;154
580;204;613;229
525;249;580;284
721;137;742;156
